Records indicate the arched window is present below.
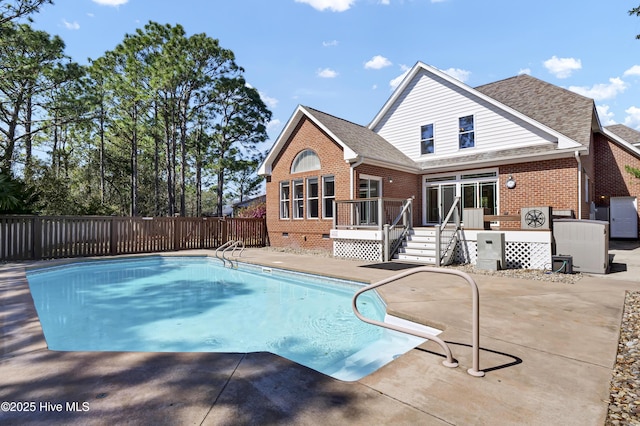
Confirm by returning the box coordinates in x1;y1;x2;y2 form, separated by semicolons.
291;149;320;173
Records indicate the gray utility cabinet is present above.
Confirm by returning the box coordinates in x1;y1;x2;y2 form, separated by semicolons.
476;232;505;271
553;219;609;274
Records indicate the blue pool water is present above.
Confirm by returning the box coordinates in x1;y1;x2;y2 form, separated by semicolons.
26;256;431;381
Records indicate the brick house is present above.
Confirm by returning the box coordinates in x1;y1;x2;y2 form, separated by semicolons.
258;61;640;256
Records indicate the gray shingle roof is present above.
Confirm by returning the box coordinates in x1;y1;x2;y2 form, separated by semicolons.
605;124;640;144
304;106;416;168
475;74;596;147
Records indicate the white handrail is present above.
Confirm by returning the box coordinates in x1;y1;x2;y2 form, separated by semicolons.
352;266;484;377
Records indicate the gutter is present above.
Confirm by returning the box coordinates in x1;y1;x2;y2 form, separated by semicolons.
349;156;365;199
575;151;582;219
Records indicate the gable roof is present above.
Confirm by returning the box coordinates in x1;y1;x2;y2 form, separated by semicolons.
605;124;640;145
475;74;597;147
369;62;584;150
258;105;416;176
303;107;415;169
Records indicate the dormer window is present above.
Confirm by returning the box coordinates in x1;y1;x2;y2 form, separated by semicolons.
459;115;475;149
291;149;320;173
420;124;434;155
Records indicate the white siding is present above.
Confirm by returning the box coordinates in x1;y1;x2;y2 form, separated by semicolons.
373;70;557;161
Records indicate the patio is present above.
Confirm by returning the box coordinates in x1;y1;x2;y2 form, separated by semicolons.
1;246;638;425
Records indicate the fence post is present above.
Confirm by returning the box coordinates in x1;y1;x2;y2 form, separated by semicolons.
221;218;228;244
110;217;117;256
173;217;181;251
33;217;42;260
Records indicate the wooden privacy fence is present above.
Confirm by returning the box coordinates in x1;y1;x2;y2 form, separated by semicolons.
0;216;267;261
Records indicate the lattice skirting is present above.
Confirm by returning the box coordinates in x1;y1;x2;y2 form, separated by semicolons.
454;240;551;270
333;239;383;262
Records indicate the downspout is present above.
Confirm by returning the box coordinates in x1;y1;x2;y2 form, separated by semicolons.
575;151;582;219
349;156;365;199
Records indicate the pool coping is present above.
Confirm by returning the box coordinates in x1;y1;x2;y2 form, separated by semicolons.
2;247;640;424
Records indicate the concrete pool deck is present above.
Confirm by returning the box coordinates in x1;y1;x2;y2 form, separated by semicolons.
1;243;639;425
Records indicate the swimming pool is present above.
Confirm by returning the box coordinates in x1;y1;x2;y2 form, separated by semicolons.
26;256;437;381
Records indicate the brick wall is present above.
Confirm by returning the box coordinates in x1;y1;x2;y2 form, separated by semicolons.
354;164;422;227
498;158;580;228
593;133;640;235
594;133;640;203
266;117;351;251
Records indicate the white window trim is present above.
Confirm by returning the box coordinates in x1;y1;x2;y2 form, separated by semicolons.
421;168;498;225
293;179;304;219
420;123;435;155
279;181;290;220
307;177;319;219
458;114;476;150
322;175;335;219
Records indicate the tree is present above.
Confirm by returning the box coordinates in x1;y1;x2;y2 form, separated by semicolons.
0;172;34;213
0;0;51;26
0;22;79;176
631;6;640;38
208;76;271;217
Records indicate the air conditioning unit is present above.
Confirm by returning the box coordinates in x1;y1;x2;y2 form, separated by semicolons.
521;206;552;230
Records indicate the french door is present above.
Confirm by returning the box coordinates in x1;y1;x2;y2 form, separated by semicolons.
358;176;381;225
426;184;456;224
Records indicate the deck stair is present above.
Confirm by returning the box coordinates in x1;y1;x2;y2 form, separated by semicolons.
395;227;439;265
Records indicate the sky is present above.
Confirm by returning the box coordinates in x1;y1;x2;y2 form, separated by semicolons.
26;0;640;148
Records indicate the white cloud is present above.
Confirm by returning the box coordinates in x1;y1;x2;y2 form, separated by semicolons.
322;40;339;47
295;0;355;12
442;67;470;82
267;119;282;131
543;56;582;79
317;68;339;78
624;65;640;77
568;77;627;101
518;68;531;75
92;0;128;5
259;92;278;109
597;104;616;126
624;106;640;130
63;19;80;30
390;64;410;90
378;0;390;4
364;55;392;70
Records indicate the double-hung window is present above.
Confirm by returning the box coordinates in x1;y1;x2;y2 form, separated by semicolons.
293;179;304;219
322;175;335;218
420;124;435;155
307;178;319;218
280;181;290;219
459;115;475;149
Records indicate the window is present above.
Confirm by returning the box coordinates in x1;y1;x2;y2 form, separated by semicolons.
307;178;319;218
459;115;475;149
293;180;304;219
420;124;434;155
279;181;290;219
322;175;335;218
291;149;320;173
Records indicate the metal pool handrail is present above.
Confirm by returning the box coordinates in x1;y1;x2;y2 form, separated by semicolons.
351;266;485;377
222;240;245;267
215;240;236;266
